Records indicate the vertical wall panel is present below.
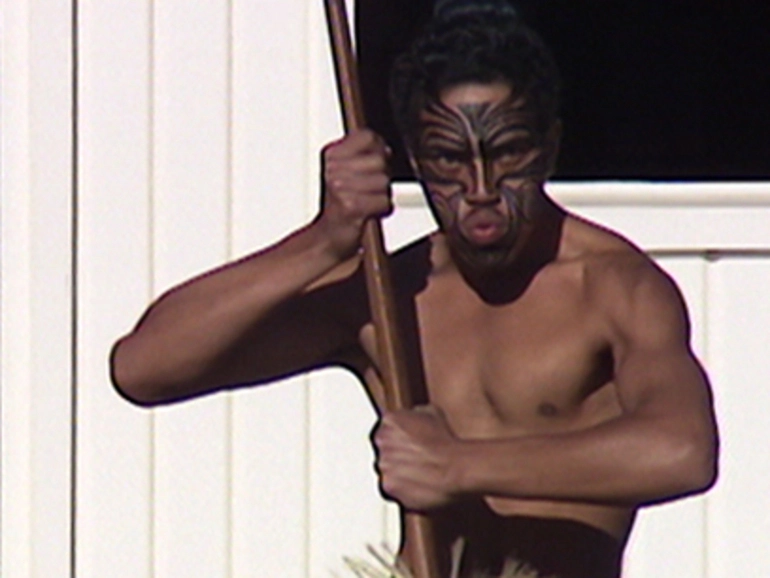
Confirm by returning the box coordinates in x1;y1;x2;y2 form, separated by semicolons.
25;2;75;573
1;1;74;576
151;1;232;576
76;0;154;575
229;1;312;575
1;1;69;575
706;257;770;577
308;370;386;575
1;1;34;572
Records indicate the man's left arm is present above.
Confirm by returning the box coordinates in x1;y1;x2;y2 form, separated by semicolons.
374;263;719;510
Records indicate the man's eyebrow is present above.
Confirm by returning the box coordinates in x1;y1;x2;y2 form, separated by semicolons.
422;99;462;122
478;102;537;141
420;100;469;133
419;120;468;143
420;132;468;150
486;123;535;145
418;102;471;149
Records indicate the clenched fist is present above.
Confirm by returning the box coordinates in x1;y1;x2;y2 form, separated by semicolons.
315;129;394;260
372;405;464;512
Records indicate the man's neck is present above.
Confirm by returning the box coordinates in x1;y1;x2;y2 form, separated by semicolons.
433;199;566;304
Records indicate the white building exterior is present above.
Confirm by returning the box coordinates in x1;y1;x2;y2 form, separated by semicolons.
3;1;769;576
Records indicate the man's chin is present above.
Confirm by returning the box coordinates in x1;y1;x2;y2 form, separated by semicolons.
449;239;517;274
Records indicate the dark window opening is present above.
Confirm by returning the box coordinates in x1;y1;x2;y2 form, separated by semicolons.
356;0;770;181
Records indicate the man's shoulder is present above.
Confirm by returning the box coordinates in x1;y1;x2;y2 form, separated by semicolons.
562;213;659;280
563;214;687;332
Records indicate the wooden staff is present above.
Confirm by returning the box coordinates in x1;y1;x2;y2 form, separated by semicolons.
323;1;440;576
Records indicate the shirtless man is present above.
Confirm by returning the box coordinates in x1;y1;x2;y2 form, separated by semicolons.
111;2;719;576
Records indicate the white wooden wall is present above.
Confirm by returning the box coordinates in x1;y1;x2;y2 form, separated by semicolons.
2;2;769;576
2;1;75;576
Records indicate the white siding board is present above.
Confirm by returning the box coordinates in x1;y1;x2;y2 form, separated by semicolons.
229;2;312;575
231;383;309;577
27;1;75;572
1;1;74;575
151;0;231;288
76;0;155;575
153;400;232;577
2;1;36;574
705;258;770;577
308;370;385;575
231;0;311;247
150;1;232;576
555;205;770;252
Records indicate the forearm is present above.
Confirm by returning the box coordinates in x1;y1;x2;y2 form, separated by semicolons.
453;413;717;506
111;219;349;403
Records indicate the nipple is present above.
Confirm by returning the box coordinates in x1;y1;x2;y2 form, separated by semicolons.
538;402;558;417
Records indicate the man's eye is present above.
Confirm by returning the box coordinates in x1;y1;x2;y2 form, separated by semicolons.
495;142;533;162
430;151;465;167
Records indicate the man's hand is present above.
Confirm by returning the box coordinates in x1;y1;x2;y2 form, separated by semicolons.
317;129;393;260
372;405;462;512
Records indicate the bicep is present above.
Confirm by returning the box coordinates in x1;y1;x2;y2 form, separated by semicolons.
612;338;719;494
614;344;713;424
609;265;715;426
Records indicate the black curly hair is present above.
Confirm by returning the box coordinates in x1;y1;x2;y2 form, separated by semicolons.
389;0;560;148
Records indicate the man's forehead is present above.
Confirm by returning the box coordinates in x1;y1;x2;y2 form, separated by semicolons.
415;81;534;125
437;81;523;109
413;81;537;138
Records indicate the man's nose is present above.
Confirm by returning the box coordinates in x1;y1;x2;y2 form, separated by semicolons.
465;159;499;204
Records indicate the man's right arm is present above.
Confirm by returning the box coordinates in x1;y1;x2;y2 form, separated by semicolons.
111;129;392;406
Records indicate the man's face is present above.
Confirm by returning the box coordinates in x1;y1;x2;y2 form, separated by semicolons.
410;82;558;272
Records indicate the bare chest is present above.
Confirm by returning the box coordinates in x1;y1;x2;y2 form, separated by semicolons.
414;276;619;438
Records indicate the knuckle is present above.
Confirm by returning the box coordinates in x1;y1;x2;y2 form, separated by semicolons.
321;141;341;163
372;174;390;190
375;155;391;174
325;179;347;200
323;160;342;184
337;195;360;217
380;413;396;427
380;477;398;497
358;128;376;144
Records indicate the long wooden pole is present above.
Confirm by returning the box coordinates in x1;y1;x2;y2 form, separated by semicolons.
322;1;440;576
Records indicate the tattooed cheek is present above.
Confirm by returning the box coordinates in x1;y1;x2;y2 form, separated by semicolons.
500;187;534;223
424;177;464;205
500;188;519;211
